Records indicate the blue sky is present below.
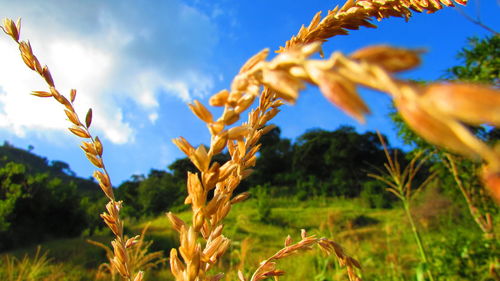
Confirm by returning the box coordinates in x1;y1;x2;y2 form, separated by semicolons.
0;0;498;185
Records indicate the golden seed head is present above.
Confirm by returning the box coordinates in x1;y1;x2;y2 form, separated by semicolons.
94;171;113;199
350;45;422;73
42;66;55;87
239;48;269;74
235;94;256;114
306;64;370;123
189;100;213;123
172;137;195;157
227;125;251;140
208;121;225;135
94;136;104;156
65;109;81;126
260;124;277;136
209;89;229;107
70;89;77;103
210;132;228;155
133;271;144;281
125;235;140;248
421;83;500;127
222;108;239;125
261;108;280;125
227;91;243;106
111;256;129;278
203;235;223;259
187;247;201;281
394;93;477;158
261;69;303;103
170;249;185;280
187;172;206;208
2;18;20;41
203;162;220;190
81;141;98;155
86;152;104;168
111;240;128;267
190;145;210;172
85;108;93;128
193;209;205;232
230;192;250;204
69;126;91;138
167;212;187;233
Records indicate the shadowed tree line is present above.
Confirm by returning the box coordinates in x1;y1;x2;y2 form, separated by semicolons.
0;125;399;251
116;125;400;219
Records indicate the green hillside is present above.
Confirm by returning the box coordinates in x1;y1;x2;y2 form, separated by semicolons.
0;141;100;196
1;195;497;281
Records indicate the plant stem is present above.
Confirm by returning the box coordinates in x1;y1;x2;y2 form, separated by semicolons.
443;154;494;240
403;201;435;281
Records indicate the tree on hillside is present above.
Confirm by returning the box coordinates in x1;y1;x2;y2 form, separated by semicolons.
246;127;293;189
446;36;499;85
138;170;182;216
292;126;390;197
0;162;87;250
116;175;144;218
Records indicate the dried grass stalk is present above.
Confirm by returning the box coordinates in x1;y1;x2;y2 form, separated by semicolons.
246;230;361;281
1;19;142;281
88;223;166;281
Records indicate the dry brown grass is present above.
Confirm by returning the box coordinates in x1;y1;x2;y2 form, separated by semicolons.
87;223;167;281
2;0;499;280
1;246;65;281
2;17;143;281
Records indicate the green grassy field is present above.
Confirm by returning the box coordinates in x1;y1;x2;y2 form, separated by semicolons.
1;192;498;281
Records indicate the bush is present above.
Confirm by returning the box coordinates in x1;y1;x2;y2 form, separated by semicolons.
360;180;393;209
251;184;272;223
0;162;87;250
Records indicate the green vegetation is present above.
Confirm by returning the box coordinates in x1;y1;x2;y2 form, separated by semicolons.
1;195;497;280
0;124;395;250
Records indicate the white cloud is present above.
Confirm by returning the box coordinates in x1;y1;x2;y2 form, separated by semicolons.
0;0;219;144
148;113;159;124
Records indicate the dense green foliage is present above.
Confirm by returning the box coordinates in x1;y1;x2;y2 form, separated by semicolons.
446;36;499;85
0;143;107;250
246;126;393;199
0;162;87;250
0;142;100;195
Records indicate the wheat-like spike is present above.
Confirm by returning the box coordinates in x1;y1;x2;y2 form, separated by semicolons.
2;19;138;281
88;224;165;281
248;230;362;281
278;0;468;53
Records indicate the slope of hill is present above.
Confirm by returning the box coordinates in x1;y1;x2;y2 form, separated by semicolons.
0;141;100;196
